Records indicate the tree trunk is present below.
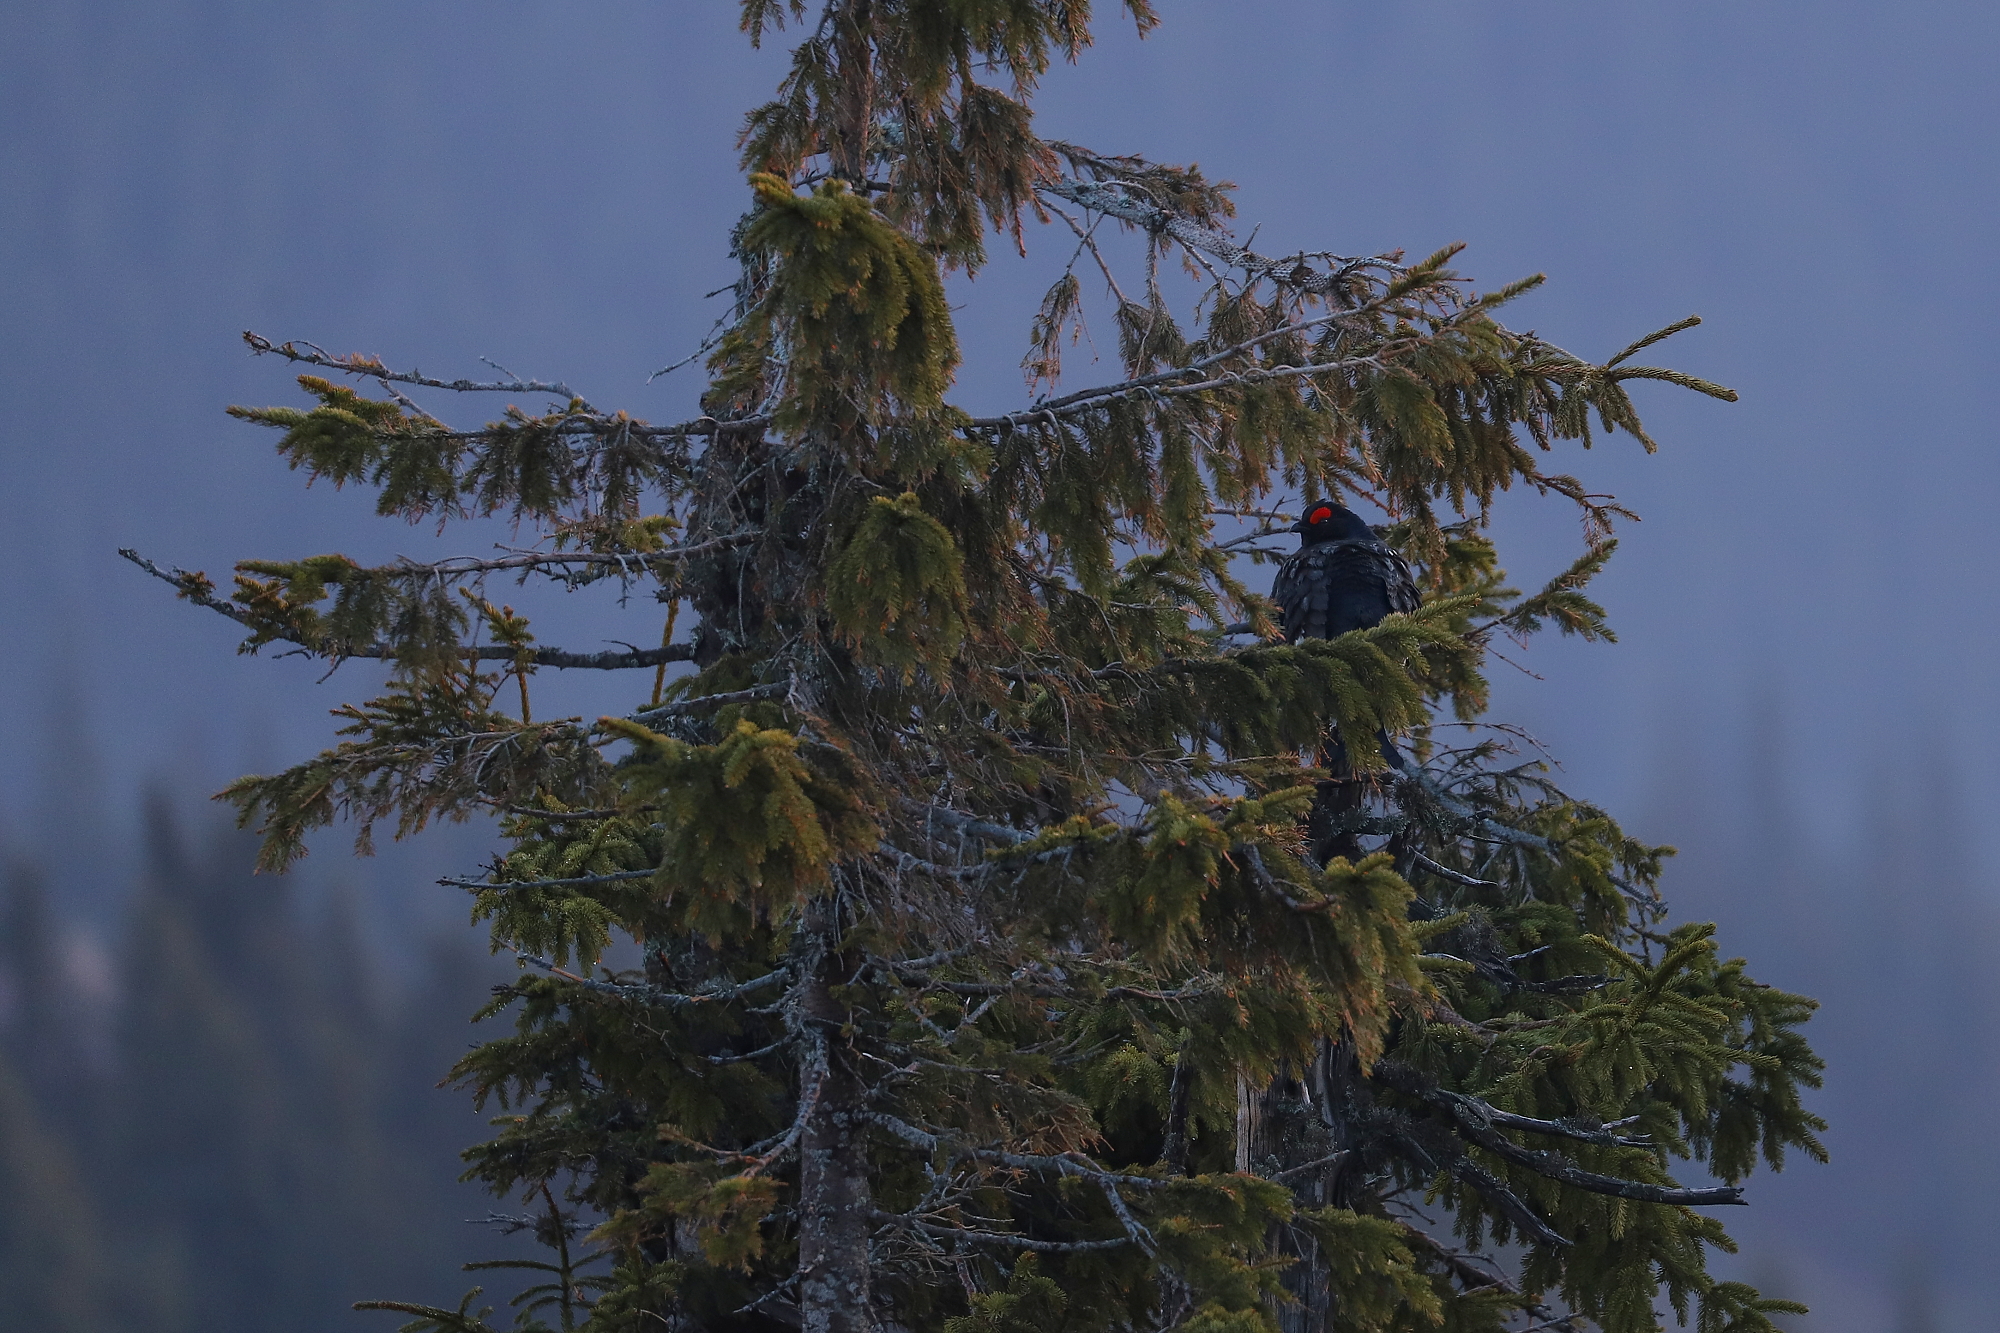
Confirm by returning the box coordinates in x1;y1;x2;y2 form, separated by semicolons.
1240;1057;1340;1333
1163;1037;1195;1175
797;901;875;1333
1238;1037;1374;1331
1308;1039;1368;1212
1243;728;1378;1330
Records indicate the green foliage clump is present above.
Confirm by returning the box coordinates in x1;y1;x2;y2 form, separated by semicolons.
827;490;970;675
603;714;878;938
945;1254;1070;1333
717;174;959;431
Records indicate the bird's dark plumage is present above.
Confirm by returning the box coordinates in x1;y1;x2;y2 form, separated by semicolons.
1272;500;1420;642
1275;500;1423;866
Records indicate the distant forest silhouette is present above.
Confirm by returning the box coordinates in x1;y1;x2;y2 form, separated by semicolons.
0;803;511;1333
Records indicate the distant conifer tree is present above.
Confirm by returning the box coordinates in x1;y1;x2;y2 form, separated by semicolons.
0;1051;107;1332
131;5;1826;1330
108;806;464;1332
1;861;100;1136
0;866;107;1333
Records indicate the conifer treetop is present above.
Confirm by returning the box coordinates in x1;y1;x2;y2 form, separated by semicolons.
132;4;1822;1332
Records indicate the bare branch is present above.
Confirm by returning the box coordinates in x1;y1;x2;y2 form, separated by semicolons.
868;1210;1133;1254
864;1112;1175;1194
380;533;760;578
628;683;788;723
1471;1105;1652;1151
1409;851;1501;890
242;334;776;440
441;869;657;891
881;845;982;880
121;547;260;626
904;802;1036;847
369;641;693;671
512;644;695;670
966;349;1389;432
1038;164;1402;296
1271;1150;1350;1184
246;332;585;402
511;952;791;1011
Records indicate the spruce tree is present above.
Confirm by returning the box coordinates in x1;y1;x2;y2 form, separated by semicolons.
130;5;1826;1330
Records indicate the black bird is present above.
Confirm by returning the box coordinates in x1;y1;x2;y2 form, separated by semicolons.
1272;499;1421;865
1271;499;1420;641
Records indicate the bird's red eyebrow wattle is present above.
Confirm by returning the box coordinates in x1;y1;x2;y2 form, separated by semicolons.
1310;505;1333;524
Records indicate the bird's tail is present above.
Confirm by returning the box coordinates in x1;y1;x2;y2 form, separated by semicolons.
1308;727;1406;866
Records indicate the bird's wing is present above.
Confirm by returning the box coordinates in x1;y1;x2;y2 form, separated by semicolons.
1272;549;1317;642
1380;547;1422;616
1274;541;1422;642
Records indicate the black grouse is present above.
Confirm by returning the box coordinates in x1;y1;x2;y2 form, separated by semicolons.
1273;499;1421;867
1271;499;1420;641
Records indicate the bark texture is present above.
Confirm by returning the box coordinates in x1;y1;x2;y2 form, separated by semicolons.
797;901;875;1333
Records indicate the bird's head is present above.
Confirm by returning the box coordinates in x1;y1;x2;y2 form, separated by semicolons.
1291;499;1375;546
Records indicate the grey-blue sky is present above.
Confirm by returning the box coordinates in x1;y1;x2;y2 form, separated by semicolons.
2;3;1996;1323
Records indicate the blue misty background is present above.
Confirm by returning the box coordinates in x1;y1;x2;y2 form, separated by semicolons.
0;2;1993;1329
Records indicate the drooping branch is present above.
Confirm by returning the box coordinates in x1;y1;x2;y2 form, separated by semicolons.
1374;1063;1744;1207
1396;1220;1580;1330
972;298;1382;426
121;547;701;669
1382;1125;1571;1249
1458;1113;1743;1207
244;331;775;440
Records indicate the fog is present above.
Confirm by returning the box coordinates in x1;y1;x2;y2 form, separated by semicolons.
2;3;1995;1328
